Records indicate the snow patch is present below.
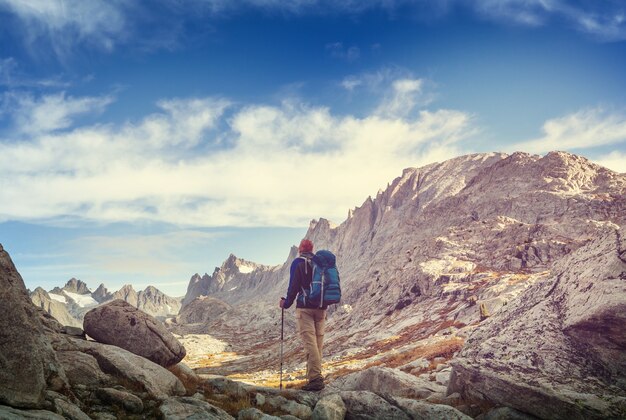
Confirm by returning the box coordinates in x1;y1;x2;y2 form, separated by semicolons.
49;293;67;304
238;264;254;274
64;291;98;307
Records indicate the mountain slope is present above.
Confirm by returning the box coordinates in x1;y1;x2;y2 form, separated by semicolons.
181;151;626;385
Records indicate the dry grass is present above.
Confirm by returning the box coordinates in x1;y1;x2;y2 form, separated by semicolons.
507;273;529;285
382;336;464;369
205;394;252;416
195;351;240;368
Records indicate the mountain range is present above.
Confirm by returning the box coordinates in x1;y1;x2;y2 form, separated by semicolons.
30;278;182;327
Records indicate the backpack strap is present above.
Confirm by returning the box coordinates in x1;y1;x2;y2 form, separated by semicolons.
299;255;312;275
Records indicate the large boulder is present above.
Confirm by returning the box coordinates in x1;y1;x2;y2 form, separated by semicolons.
83;299;186;367
311;393;346;420
393;397;471;419
0;244;66;408
66;337;186;400
339;391;410;419
0;405;65;419
158;397;233;419
330;366;446;399
55;351;111;388
449;229;626;419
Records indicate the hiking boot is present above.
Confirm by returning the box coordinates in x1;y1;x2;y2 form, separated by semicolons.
301;378;324;391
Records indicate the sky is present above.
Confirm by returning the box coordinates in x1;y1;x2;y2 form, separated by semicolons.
0;0;625;296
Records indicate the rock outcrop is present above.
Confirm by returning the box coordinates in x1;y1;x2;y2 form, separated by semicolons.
83;299;186;367
448;229;626;419
1;244;206;418
0;245;66;408
330;366;447;400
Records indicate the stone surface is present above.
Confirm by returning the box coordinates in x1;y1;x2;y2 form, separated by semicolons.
95;388;144;414
331;366;447;399
56;351;111;388
238;407;282;419
0;405;65;419
478;406;540;420
264;395;312;419
393;397;471;420
159;396;234;419
53;399;91;420
311;393;346;420
69;337;186;400
168;362;202;395
206;376;250;398
340;391;410;420
0;244;65;408
83;299;186;367
449;230;626;419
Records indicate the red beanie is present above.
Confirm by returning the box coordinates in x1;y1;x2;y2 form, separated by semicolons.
299;239;313;253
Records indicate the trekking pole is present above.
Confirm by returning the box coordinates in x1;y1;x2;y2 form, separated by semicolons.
280;306;284;390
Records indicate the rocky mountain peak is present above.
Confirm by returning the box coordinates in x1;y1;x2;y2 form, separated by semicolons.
92;283;111;303
111;284;138;307
220;253;261;275
63;278;91;295
32;286;49;297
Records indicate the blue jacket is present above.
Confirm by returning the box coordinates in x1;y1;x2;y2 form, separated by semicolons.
283;252;328;310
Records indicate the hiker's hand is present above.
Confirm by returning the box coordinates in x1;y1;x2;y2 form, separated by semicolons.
279;298;285;309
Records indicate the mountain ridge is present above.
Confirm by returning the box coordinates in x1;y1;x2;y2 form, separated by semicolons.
30;278;182;324
177;150;625;395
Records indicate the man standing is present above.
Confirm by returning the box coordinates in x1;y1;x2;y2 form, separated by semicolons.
280;239;326;391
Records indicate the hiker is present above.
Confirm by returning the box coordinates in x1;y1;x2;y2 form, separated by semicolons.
280;239;327;391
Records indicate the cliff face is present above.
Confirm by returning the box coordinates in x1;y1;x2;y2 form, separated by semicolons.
449;229;626;419
186;151;625;322
0;245;64;408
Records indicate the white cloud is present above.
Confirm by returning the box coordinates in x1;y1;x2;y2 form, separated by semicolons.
472;0;626;40
511;107;626;154
0;84;476;227
7;92;114;135
375;78;426;118
0;0;126;53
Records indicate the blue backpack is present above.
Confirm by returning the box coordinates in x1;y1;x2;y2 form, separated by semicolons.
307;250;341;307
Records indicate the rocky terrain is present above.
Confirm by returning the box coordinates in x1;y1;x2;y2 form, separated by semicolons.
2;243;477;419
30;278;182;326
173;151;625;418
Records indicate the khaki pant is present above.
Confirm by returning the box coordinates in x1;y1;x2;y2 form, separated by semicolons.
295;308;326;382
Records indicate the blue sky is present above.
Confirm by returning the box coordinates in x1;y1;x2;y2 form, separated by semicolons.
1;0;625;296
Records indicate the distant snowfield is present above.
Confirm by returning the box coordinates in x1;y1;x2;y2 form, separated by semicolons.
238;264;254;274
49;293;67;304
64;291;98;307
